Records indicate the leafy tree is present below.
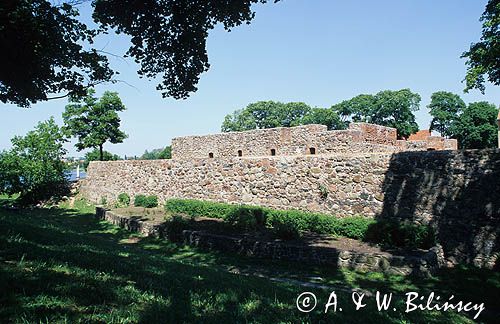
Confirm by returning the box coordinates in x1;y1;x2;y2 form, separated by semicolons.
1;0;278;107
333;89;421;139
428;92;466;137
83;149;121;169
462;0;500;93
300;107;345;130
63;89;127;161
0;118;69;204
333;94;377;124
0;1;113;107
452;101;498;149
141;146;172;160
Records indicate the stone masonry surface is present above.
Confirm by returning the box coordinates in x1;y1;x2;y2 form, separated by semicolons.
171;123;457;160
82;149;500;269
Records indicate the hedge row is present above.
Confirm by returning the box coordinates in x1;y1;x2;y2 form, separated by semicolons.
164;199;435;249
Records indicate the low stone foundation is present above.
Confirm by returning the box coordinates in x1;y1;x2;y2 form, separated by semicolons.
96;207;439;276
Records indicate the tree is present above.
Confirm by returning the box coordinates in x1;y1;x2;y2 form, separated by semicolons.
462;0;500;93
222;101;318;132
63;89;127;161
0;1;113;107
333;94;376;124
1;0;278;107
300;107;345;130
451;101;498;149
0;118;69;204
83;148;121;169
428;92;466;137
140;146;172;160
332;89;421;139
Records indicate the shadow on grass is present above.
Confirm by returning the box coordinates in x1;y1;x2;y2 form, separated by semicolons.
0;203;498;323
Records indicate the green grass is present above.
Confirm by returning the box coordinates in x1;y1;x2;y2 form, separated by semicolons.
0;195;498;323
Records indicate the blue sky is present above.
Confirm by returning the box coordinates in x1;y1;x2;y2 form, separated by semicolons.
1;0;498;157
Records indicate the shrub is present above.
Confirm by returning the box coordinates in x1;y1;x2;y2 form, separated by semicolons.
364;220;436;250
100;196;107;206
165;199;237;219
134;194;158;208
225;205;266;231
266;210;308;239
117;193;130;207
163;199;435;249
134;194;146;207
165;215;191;242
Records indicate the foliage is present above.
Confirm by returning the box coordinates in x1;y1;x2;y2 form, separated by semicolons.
165;199;237;220
83;148;121;169
0;118;69;204
333;89;421;139
163;199;433;249
221;101;343;132
1;0;280;106
164;215;191;242
140;146;172;160
1;198;496;323
300;107;346;130
225;205;267;231
63;89;127;161
0;0;113;107
117;193;131;207
134;195;158;208
462;0;500;93
428;91;467;137
365;220;436;250
452;101;498;149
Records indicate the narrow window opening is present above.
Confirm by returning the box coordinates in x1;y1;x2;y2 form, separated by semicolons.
309;147;316;155
270;149;276;156
208;152;214;158
237;150;243;157
427;148;436;151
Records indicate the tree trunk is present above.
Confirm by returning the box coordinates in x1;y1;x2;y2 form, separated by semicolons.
99;144;103;161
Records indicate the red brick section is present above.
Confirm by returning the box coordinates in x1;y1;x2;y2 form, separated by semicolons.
408;130;431;141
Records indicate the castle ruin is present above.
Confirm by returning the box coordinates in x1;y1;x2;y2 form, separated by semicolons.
171;122;457;160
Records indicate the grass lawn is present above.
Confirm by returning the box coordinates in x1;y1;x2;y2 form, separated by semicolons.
0;196;498;323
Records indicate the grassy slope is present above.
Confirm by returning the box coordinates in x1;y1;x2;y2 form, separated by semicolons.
0;197;498;323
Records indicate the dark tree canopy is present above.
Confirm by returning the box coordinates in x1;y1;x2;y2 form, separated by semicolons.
1;0;277;107
462;0;500;93
62;89;127;160
428;91;466;137
0;0;113;107
221;101;344;132
333;89;421;139
452;101;498;149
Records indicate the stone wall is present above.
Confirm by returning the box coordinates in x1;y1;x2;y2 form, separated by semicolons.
81;149;500;268
171;122;452;160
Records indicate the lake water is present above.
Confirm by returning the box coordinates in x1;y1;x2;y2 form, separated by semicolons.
66;170;87;182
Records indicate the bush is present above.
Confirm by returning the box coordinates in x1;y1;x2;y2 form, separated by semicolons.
134;194;158;208
117;193;130;207
364;220;436;250
165;199;237;220
225;205;266;231
165;215;191;242
163;199;435;249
